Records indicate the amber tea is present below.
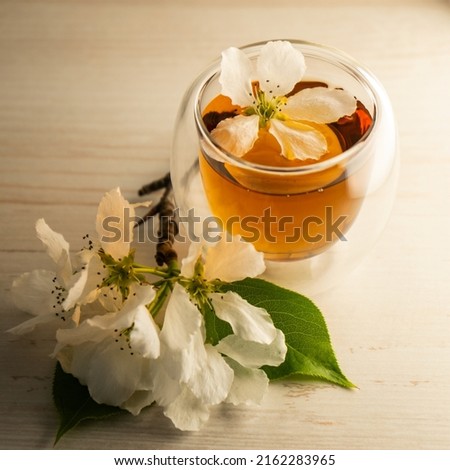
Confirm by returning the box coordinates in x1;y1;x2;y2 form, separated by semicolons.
199;82;373;260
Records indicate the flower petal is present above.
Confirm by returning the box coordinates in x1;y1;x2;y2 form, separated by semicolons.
179;328;207;384
269;119;327;160
130;306;160;359
164;385;210;431
55;312;114;350
151;356;183;407
158;285;205;384
210;291;276;344
62;269;89;311
187;344;233;405
71;305;81;326
180;242;203;278
57;285;156;352
224;357;269;406
62;254;105;310
285;87;357;123
57;293;159;408
204;235;265;281
121;389;155;416
160;284;202;351
98;286;123;312
117;283;156;317
11;269;56;317
35;219;72;285
211;114;259;158
96;188;134;260
66;340;143;406
8;312;62;335
257;41;306;97
216;329;287;368
219;46;254;107
130;200;152;210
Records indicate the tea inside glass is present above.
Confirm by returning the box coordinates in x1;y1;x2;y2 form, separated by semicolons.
198;80;374;260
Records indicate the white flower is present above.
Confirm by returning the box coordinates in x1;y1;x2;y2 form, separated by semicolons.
9;219;79;334
54;285;160;414
62;187;151;312
211;40;356;160
153;236;287;431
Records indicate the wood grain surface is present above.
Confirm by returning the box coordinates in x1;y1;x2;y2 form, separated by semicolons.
1;0;449;449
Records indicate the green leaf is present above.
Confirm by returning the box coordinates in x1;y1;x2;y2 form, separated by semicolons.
202;298;233;346
52;362;124;444
222;278;354;388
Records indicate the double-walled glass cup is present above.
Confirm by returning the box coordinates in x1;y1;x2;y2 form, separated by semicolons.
171;40;398;294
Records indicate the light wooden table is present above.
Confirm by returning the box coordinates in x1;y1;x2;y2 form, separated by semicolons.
1;0;449;450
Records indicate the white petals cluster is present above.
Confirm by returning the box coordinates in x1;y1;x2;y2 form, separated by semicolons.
154;238;286;430
9;188;287;431
10;218;79;334
211;40;357;160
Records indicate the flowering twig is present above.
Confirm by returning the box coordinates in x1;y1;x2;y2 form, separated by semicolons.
9;183;353;438
138;172;171;196
137;174;179;267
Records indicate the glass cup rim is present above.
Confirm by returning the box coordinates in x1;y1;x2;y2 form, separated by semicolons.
194;39;383;176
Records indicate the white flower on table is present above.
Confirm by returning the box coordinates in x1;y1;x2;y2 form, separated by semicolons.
62;187;151;312
9;188;152;334
9;219;80;334
211;40;356;160
9;188;288;431
54;285;160;414
152;236;287;431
